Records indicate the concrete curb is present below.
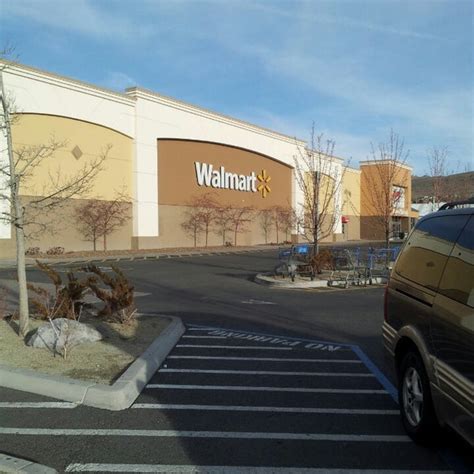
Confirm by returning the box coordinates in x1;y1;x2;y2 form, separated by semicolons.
0;453;57;473
0;246;279;269
255;273;328;289
0;315;185;411
255;273;387;289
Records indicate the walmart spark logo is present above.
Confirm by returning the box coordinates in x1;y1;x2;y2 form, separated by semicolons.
257;169;271;198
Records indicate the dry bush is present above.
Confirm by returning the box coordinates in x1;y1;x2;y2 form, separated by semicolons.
25;247;40;256
28;261;90;320
83;264;136;324
46;246;65;255
310;249;334;274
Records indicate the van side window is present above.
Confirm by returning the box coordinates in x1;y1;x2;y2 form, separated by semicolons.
395;215;469;291
438;216;474;307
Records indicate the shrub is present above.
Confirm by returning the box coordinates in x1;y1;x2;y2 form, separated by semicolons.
27;261;90;320
83;264;136;324
26;247;41;256
310;249;334;274
46;246;65;255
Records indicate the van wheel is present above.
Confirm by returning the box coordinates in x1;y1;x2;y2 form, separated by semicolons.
398;351;439;444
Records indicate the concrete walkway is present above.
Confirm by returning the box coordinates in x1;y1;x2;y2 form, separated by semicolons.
0;453;57;473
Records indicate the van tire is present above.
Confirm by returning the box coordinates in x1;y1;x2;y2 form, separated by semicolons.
398;351;439;444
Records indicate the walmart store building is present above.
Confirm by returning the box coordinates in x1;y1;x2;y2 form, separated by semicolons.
0;63;413;257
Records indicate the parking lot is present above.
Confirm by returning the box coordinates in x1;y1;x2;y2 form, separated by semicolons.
0;325;461;472
0;250;472;472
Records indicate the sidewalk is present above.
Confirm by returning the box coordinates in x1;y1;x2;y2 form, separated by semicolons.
0;240;399;269
0;245;279;269
0;453;57;473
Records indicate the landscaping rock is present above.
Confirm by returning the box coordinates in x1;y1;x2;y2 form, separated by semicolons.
26;318;102;353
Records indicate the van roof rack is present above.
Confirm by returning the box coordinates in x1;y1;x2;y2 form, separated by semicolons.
438;197;474;210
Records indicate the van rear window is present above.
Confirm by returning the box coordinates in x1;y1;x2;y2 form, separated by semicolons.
395;215;469;291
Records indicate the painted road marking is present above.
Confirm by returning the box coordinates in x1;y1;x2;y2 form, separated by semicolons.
176;345;293;350
146;384;386;394
159;369;373;377
131;403;398;415
0;428;410;442
167;355;363;363
0;402;78;408
185;327;346;351
240;299;276;305
65;465;453;473
181;335;228;339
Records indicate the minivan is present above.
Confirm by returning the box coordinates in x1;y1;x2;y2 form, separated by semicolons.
383;201;473;446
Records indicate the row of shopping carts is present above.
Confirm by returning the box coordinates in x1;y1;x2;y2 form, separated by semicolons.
276;244;401;286
326;246;401;288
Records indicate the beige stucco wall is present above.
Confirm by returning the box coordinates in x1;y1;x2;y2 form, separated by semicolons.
360;161;412;240
341;168;361;240
0;114;134;258
155;204;293;249
0;197;133;257
11;114;133;200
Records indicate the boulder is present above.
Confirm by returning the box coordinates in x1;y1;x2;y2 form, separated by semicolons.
26;318;102;353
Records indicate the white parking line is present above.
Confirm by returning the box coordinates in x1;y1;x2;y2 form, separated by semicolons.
181;335;228;339
146;384;387;394
131;403;398;415
167;356;362;363
0;427;410;442
176;345;293;350
159;369;373;377
0;402;77;409
65;465;451;473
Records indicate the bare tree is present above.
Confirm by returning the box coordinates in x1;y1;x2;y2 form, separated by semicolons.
361;129;410;249
259;208;275;244
275;205;294;243
181;192;218;247
181;206;204;247
228;206;254;246
0;65;107;337
293;124;345;254
96;193;130;251
214;204;233;245
427;146;448;208
74;200;103;251
76;193;130;251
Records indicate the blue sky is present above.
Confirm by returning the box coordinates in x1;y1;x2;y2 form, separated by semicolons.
1;0;472;175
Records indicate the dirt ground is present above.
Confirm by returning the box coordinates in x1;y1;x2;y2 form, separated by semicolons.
0;315;170;384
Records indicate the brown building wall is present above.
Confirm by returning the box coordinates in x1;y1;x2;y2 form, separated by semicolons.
158;139;293;210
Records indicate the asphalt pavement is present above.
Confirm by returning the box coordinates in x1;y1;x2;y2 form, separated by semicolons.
1;249;473;472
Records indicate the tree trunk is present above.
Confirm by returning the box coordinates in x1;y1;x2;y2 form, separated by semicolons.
234;228;238;246
15;213;29;337
93;238;96;251
103;233;107;251
1;73;30;337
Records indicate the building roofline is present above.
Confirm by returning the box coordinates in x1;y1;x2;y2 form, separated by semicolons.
359;159;413;171
126;86;307;146
1;60;308;147
1;60;135;106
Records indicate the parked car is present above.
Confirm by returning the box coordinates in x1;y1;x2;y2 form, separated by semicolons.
383;201;474;446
